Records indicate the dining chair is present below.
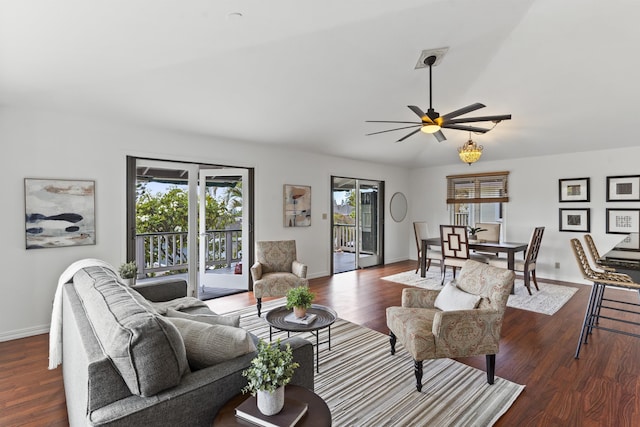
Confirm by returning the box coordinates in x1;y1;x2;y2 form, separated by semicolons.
440;225;488;284
475;223;501;243
473;222;502;258
489;226;544;295
413;221;441;273
584;234;616;272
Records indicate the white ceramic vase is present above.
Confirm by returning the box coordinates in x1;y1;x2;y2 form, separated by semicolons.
257;386;285;416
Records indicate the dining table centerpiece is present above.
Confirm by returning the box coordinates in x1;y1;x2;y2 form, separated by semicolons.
241;339;300;416
467;226;487;242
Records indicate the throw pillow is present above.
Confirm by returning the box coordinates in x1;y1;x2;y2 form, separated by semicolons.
166;317;256;370
434;281;482;311
165;308;241;328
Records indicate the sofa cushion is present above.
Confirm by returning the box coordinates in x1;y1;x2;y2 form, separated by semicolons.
434;282;481;311
166;317;256;370
165;308;241;327
73;266;189;397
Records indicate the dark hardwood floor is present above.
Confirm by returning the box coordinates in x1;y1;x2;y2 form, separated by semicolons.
2;260;639;426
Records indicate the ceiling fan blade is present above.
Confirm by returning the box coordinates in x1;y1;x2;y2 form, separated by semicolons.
443;124;491;133
433;130;446;142
407;105;437;124
366;120;422;124
366;124;422;136
407;105;427;119
441;103;486;120
445;114;512;125
396;128;422;143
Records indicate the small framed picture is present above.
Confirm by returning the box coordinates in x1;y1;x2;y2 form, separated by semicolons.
559;208;590;232
283;184;311;227
606;208;640;234
606;175;640;201
559;178;590;202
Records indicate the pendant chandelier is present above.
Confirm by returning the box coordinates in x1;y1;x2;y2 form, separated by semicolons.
458;134;483;165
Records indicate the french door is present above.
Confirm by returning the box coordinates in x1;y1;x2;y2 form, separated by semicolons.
127;158;252;297
198;169;249;290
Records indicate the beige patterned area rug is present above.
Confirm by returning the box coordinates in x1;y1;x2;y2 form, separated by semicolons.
225;299;525;427
381;268;579;316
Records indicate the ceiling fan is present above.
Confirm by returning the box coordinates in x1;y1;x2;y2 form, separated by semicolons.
366;55;512;143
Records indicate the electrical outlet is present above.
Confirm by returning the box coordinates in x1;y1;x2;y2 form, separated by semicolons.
555;262;560;269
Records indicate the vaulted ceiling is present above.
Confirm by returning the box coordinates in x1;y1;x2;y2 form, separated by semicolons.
2;0;639;167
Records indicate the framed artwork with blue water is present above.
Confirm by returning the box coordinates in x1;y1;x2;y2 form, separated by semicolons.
24;178;96;249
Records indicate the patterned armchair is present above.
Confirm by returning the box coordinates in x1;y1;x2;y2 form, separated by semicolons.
385;260;515;391
251;240;308;316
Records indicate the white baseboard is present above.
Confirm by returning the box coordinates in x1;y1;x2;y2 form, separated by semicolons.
0;324;50;342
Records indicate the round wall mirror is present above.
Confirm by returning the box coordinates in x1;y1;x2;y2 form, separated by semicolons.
390;192;408;222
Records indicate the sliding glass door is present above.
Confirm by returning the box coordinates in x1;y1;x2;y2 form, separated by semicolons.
331;176;384;273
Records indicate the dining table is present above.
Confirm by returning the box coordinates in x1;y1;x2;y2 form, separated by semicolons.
420;237;528;278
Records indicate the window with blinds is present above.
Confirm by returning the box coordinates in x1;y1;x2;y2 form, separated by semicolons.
446;171;509;204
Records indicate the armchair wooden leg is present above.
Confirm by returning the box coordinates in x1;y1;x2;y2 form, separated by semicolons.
414;360;423;392
486;354;495;385
389;331;396;355
257;298;262;317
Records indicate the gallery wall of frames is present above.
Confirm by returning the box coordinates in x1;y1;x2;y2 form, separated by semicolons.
558;175;640;233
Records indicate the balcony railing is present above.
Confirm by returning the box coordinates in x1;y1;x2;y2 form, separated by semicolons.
134;229;242;278
334;224;356;252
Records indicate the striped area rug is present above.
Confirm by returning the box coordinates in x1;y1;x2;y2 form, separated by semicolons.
223;299;525;426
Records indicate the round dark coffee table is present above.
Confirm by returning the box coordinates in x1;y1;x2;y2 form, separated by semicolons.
213;385;331;426
265;304;337;373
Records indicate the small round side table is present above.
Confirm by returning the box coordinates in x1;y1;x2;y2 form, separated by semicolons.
212;385;331;426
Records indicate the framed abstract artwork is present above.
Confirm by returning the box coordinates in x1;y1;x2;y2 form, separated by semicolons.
24;178;96;249
559;208;590;232
559;177;590;202
606;175;640;202
283;184;311;227
606;208;640;234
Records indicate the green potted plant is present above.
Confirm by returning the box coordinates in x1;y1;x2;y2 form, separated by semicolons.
286;286;315;318
467;226;487;241
118;261;138;286
242;339;300;415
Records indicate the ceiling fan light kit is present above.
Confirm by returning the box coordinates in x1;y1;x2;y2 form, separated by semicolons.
420;124;441;134
366;48;511;163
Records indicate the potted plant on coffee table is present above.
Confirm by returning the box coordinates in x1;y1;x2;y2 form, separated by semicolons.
242;339;300;415
118;261;138;286
286;286;315;318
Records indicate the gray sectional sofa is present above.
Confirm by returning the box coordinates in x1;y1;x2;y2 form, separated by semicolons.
61;265;314;426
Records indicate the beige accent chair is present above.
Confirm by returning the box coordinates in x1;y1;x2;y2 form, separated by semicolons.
413;221;442;273
440;225;488;284
489;226;544;295
251;240;308;316
386;260;515;391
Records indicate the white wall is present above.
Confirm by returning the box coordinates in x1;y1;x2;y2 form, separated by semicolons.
408;147;640;284
0;106;410;341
